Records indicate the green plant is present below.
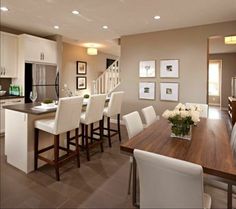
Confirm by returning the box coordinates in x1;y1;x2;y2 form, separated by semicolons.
84;94;90;99
42;98;54;104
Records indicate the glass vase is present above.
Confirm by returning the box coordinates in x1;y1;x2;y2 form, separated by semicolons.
170;123;192;140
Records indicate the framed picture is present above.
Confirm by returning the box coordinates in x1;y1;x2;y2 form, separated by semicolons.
160;82;179;101
160;59;179;78
139;60;156;77
76;76;87;90
76;61;87;75
139;82;155;100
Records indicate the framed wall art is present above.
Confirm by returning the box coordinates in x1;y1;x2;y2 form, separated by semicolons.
76;61;87;75
139;82;156;100
139;60;156;78
160;82;179;101
76;76;87;90
160;59;179;78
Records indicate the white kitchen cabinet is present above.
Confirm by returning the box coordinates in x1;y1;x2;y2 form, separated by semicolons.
0;98;24;133
0;32;18;78
23;34;57;64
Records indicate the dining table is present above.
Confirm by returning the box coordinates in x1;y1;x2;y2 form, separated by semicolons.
120;117;236;209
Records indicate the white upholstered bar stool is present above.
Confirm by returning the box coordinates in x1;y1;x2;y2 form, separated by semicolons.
134;149;211;209
34;96;83;181
103;91;124;147
141;106;159;127
75;94;106;161
123;111;144;194
186;103;209;118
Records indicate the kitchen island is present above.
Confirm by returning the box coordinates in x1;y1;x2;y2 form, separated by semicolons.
4;99;109;174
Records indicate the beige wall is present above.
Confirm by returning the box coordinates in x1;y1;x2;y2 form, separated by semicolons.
209;53;236;108
61;43;118;96
117;21;236;117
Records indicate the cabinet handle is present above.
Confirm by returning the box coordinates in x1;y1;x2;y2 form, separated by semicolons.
43;53;45;60
40;53;42;60
3;67;5;75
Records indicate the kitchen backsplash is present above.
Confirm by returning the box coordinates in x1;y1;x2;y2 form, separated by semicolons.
0;78;12;94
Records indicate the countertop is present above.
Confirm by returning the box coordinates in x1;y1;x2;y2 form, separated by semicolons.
0;95;24;100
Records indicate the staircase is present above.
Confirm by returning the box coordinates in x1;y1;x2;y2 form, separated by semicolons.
93;59;120;95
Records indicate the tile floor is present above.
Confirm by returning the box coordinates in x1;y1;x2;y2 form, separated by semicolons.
0;107;235;209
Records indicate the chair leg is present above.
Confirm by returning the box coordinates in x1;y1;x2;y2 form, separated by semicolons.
34;128;39;170
99;119;104;152
81;124;84;151
107;117;112;147
117;114;122;142
90;123;94;144
75;128;80;168
54;135;60;181
85;125;90;161
66;131;70;154
128;162;133;195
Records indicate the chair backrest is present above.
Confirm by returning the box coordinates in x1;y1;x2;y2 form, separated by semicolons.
84;94;106;124
106;91;124;117
186;103;208;118
134;149;204;209
231;123;236;155
54;96;83;134
123;111;144;139
142;106;157;127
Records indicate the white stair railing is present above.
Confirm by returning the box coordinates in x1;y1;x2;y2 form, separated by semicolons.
93;59;120;95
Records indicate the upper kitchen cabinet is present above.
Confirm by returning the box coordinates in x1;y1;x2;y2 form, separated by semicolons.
20;34;57;64
0;32;18;78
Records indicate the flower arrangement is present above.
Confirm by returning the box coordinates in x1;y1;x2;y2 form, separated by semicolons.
162;103;202;139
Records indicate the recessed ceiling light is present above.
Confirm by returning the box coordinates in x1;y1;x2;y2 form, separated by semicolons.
0;6;9;12
54;25;59;29
102;25;108;29
154;15;161;20
72;10;80;15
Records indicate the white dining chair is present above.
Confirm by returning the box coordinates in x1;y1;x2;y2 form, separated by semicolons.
134;149;211;209
123;111;144;194
103;91;124;147
141;106;159;127
34;96;84;181
186;103;208;118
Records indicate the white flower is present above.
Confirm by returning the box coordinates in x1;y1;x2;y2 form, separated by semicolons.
175;103;183;110
162;110;171;119
180;110;189;118
191;111;200;123
180;104;186;110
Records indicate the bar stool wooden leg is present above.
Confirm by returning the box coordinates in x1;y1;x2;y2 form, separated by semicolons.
107;117;112;147
81;124;85;151
34;128;39;170
54;135;60;181
90;123;94;144
117;114;122;142
75;128;80;168
100;119;104;152
66;131;70;154
85;125;90;161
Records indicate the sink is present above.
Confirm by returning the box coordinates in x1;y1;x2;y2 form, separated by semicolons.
0;90;6;96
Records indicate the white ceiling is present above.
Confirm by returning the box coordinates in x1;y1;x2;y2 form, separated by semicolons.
209;36;236;54
1;0;236;56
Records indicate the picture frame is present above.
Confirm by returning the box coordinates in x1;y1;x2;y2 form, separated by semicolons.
76;61;87;75
139;60;156;78
76;76;87;90
139;82;156;100
160;59;179;78
160;82;179;102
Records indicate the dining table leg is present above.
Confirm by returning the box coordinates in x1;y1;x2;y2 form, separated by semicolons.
227;183;232;209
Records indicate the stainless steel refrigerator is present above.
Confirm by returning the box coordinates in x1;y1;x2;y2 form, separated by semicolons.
25;63;59;103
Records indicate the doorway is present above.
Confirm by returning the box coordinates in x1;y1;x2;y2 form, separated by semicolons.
208;60;222;107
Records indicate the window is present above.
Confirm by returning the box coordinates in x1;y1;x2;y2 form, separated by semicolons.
208;60;221;96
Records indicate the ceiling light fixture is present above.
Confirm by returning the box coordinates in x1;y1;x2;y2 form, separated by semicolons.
72;10;80;15
154;15;161;20
102;25;108;29
87;47;98;55
54;25;59;29
0;6;9;12
224;36;236;44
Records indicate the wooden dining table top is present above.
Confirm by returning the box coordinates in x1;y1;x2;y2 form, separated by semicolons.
120;117;236;181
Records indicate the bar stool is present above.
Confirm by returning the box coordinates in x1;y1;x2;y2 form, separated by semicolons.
34;96;83;181
102;91;124;147
68;94;106;161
